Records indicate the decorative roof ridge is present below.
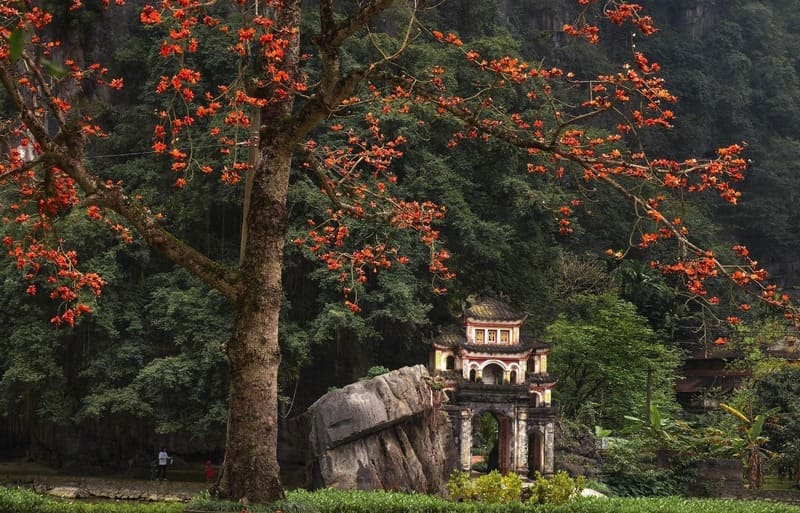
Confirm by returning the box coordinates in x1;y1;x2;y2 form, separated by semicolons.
463;295;526;322
461;341;540;353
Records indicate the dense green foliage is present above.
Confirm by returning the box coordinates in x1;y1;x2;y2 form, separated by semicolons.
707;321;800;484
546;294;679;428
752;366;800;473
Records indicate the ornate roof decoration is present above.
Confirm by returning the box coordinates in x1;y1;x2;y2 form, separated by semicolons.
463;296;525;322
461;343;530;354
460;337;544;354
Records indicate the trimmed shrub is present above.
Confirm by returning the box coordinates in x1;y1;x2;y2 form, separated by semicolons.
446;470;523;503
524;471;585;505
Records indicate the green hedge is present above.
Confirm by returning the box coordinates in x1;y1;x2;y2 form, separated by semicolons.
8;486;800;513
288;489;800;513
0;487;184;513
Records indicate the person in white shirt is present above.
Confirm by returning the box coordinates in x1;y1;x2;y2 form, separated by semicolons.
157;448;169;480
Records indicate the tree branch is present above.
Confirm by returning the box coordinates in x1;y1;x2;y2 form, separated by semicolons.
298;144;393;221
0;63;52;153
326;0;395;50
22;52;70;137
298;145;363;217
86;182;240;301
289;66;374;141
0;61;240;301
312;0;410;123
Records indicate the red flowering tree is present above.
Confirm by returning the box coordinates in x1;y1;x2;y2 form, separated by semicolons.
0;0;793;502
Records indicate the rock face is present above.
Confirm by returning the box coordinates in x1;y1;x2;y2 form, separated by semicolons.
306;365;457;493
32;480;202;502
47;486;84;499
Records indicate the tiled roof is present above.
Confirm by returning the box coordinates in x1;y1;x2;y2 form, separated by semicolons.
431;330;464;348
528;372;557;385
464;297;524;322
462;341;534;354
431;327;549;351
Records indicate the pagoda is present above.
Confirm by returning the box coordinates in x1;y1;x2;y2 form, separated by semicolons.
429;296;556;476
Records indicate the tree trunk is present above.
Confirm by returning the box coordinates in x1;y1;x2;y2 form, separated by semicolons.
218;138;293;502
216;0;302;502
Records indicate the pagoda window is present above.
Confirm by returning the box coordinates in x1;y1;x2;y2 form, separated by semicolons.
446;355;455;370
475;330;485;343
469;369;477;382
488;330;497;343
510;370;517;384
500;330;510;343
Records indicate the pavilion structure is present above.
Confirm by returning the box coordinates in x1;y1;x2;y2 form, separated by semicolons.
429;297;556;476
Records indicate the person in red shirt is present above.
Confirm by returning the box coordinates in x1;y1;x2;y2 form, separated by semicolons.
204;461;215;482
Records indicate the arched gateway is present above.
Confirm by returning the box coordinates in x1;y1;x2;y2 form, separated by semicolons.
428;297;556;476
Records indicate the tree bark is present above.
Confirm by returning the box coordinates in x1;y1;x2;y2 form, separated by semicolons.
218;138;292;502
217;0;302;501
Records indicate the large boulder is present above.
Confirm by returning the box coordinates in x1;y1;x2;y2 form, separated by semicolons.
306;365;457;493
47;486;84;499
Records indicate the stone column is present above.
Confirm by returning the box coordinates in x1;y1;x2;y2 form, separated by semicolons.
515;410;529;474
460;409;472;471
544;421;555;476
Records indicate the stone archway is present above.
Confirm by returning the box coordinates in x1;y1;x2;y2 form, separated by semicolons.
454;405;552;476
529;428;544;475
471;411;498;472
527;422;554;477
461;407;516;474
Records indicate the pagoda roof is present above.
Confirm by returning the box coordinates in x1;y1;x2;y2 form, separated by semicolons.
464;297;525;322
431;329;464;348
461;339;545;354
